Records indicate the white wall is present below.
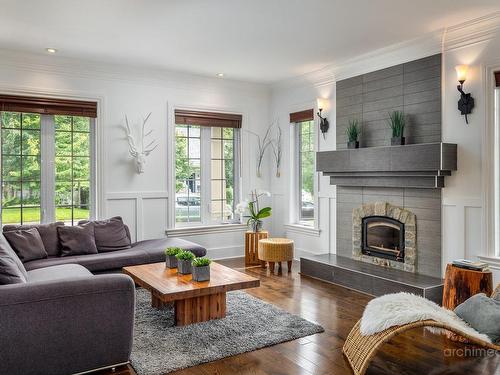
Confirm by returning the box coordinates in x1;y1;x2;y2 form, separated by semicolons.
0;50;272;259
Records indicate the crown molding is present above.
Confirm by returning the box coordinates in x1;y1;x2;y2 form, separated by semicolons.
272;11;500;92
0;49;271;98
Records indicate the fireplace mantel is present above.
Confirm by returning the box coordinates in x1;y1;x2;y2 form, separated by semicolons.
316;142;457;189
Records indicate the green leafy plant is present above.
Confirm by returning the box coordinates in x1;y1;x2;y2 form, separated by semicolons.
192;257;212;267
345;119;360;142
388;111;406;137
165;247;182;256
175;250;196;261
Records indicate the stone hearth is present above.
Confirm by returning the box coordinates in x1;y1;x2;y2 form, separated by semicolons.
353;202;417;273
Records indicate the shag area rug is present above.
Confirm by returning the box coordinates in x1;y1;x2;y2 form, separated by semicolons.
130;288;324;375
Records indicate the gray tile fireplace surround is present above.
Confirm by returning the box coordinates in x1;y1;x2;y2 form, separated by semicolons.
301;54;445;301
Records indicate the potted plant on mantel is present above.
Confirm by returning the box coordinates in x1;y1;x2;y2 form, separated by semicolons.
346;119;361;149
388;110;406;145
165;247;181;269
176;250;195;275
192;257;212;282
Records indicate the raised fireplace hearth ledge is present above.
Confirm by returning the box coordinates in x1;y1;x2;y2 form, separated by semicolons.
316;142;457;189
353;202;416;273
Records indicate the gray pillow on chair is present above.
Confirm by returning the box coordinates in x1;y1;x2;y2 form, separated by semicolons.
3;228;48;262
77;216;131;252
0;233;27;284
58;223;98;257
454;293;500;343
3;222;64;257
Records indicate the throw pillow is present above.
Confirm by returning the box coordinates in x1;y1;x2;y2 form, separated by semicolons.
3;222;64;257
58;223;98;257
0;233;27;285
454;293;500;343
3;228;48;262
78;216;131;252
492;287;500;301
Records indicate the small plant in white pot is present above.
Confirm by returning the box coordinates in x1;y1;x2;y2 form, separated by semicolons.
192;257;212;282
176;250;195;275
165;247;181;269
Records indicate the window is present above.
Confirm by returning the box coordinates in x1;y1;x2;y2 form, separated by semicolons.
0;96;97;226
296;120;315;226
174;110;241;226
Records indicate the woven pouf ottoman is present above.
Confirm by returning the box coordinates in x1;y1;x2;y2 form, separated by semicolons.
258;238;294;272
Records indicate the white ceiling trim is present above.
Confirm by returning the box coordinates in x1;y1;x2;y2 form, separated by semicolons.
272;11;500;92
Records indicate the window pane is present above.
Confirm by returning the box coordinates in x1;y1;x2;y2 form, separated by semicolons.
22;130;40;156
2;208;21;225
55;182;72;205
73;157;90;180
73;132;90;156
2;129;21;154
1;112;21;129
223;140;233;159
55;131;72;156
188;126;200;138
73;116;90;132
55;115;72;131
222;128;233;139
55;157;72;180
2;156;21;181
188;138;200;158
22;113;40;130
22;206;40;225
55;206;73;222
22;156;41;181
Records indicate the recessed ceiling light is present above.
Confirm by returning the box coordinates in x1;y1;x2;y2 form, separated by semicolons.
216;73;225;78
46;48;58;54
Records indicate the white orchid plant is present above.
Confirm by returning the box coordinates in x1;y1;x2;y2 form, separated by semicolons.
236;189;272;232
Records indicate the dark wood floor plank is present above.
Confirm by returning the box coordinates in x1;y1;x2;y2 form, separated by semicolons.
100;257;499;375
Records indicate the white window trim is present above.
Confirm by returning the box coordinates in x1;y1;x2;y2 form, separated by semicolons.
289;114;319;229
166;223;247;237
284;223;321;237
168;106;243;229
482;63;500;260
0;112;97;225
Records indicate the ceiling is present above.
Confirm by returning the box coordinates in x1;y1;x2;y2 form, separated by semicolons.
1;0;499;83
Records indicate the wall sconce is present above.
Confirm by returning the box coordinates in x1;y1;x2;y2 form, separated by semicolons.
317;98;329;139
455;65;475;124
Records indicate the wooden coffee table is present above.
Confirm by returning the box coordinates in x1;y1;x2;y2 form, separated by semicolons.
123;262;260;326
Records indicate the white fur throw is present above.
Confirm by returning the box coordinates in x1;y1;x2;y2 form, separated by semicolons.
360;292;492;343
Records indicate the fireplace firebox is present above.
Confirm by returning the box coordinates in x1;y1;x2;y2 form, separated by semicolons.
362;216;405;262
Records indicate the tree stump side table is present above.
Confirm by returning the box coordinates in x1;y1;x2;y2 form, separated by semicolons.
245;231;268;266
442;263;493;310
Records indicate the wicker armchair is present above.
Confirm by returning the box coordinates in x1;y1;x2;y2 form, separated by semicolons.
343;284;500;375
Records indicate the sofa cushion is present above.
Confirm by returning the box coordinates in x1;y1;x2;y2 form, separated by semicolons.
23;248;150;272
27;264;92;283
58;223;98;257
455;293;500;343
78;216;131;252
4;228;48;262
3;222;64;257
0;233;27;285
132;237;207;259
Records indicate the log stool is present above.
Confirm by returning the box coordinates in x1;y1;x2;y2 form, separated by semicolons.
258;238;294;272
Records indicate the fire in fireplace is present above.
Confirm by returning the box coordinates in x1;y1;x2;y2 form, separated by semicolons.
362;216;405;262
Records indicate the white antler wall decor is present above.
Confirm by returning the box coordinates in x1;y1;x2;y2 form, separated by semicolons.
124;112;158;174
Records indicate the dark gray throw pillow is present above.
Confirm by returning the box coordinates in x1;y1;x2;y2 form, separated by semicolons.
58;223;98;257
454;293;500;343
4;228;48;262
0;233;27;285
3;222;64;257
78;216;131;252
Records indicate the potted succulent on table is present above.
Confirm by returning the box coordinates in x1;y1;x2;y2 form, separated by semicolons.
388;110;406;145
191;257;212;282
346;119;360;149
165;247;181;269
176;250;195;275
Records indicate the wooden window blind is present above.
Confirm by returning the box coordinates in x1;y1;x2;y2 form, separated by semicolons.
0;95;97;118
174;109;242;128
290;109;314;123
495;71;500;87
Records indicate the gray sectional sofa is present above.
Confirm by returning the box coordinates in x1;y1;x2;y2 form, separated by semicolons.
0;218;207;375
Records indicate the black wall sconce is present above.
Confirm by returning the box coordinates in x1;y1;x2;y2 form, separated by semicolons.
455;65;474;124
317;98;329;139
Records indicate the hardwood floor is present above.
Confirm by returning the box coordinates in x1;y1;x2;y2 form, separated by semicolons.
100;258;499;375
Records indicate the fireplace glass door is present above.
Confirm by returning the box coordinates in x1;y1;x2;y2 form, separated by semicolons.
362;216;405;262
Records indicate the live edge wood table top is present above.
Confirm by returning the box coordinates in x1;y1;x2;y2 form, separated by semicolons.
123;262;260;326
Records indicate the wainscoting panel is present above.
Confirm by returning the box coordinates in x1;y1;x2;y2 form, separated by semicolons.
106;191;168;242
